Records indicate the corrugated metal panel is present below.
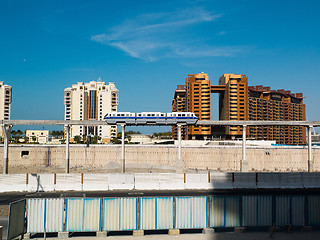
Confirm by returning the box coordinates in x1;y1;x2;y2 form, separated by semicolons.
225;197;240;227
209;196;224;227
65;198;84;231
175;197;207;229
103;198;137;231
276;196;290;226
308;196;320;226
242;196;257;226
83;199;101;231
140;198;156;230
157;197;173;229
27;199;45;233
257;196;272;226
139;197;173;230
65;198;101;232
242;196;272;227
46;198;64;232
291;196;304;226
7;199;26;240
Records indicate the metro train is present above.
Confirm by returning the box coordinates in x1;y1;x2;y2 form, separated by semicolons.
104;112;198;125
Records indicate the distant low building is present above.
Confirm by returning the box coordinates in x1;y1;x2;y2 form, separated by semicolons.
49;137;63;144
312;132;320;143
26;130;49;144
129;134;152;144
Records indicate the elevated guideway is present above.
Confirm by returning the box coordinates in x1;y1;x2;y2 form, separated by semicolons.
1;120;319;175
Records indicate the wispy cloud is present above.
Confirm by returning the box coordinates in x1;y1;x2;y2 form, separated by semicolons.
91;7;242;61
217;31;227;36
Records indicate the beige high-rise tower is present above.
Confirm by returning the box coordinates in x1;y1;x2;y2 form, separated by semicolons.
64;79;118;143
0;81;12;136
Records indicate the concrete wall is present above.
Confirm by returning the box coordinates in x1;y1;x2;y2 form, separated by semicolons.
0;145;319;173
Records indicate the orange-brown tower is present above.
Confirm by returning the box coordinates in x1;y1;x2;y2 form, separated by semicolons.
172;85;187;139
218;74;249;138
185;73;212;140
248;86;306;145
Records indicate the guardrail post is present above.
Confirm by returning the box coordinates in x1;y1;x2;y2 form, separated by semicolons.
121;124;126;173
241;125;247;172
65;125;70;174
308;125;313;172
2;124;12;174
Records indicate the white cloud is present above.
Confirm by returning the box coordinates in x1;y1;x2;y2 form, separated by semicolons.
91;7;242;61
217;31;227;35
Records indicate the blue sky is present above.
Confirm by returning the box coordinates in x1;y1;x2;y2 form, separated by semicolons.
0;0;319;133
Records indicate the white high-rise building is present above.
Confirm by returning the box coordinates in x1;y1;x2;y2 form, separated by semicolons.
64;79;118;142
0;81;12;136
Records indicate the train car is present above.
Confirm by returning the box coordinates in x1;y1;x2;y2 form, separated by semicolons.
167;112;198;125
104;112;198;125
136;112;166;125
104;112;135;124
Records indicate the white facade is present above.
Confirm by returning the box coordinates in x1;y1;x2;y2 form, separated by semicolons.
64;79;118;141
0;81;12;136
26;130;49;144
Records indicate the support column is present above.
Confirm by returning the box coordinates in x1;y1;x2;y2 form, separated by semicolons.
241;125;247;172
178;124;182;161
121;124;125;173
65;125;70;174
2;124;12;174
308;126;313;172
175;124;184;173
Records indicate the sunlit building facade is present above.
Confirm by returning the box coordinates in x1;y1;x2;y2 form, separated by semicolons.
0;81;12;137
172;73;306;145
185;73;212;140
64;79;118;142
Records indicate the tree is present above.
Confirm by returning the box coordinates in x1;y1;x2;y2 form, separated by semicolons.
73;135;82;144
153;132;172;139
51;130;65;137
111;137;121;144
32;136;37;143
92;135;101;144
11;130;17;138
